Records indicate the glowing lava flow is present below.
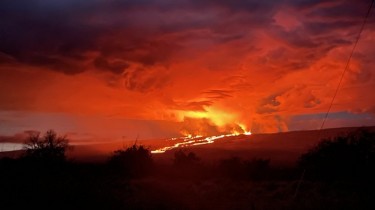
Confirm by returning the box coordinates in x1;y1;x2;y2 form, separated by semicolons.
151;131;251;154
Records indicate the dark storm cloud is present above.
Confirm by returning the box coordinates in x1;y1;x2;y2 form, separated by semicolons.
306;0;371;19
299;0;375;33
188;0;279;14
288;0;326;9
0;0;184;74
0;0;372;77
0;0;99;73
261;0;372;76
93;57;129;74
0;0;283;74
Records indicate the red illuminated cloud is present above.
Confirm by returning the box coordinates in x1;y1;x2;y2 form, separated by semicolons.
1;0;375;137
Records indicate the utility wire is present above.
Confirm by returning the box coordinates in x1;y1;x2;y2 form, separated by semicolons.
319;0;374;131
295;0;375;201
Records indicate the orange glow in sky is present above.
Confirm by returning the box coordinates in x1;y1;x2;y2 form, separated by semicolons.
1;0;375;143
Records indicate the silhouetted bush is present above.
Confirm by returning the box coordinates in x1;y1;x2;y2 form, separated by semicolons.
173;149;200;167
170;149;205;179
23;130;69;164
108;144;153;178
298;128;375;181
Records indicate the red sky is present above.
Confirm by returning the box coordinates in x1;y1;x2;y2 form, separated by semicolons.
1;0;375;142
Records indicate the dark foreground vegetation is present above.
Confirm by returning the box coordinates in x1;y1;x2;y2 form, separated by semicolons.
1;128;375;210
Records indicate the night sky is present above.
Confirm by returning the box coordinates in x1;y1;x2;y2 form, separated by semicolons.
1;0;375;142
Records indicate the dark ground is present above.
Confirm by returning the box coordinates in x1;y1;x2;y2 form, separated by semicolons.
1;127;375;210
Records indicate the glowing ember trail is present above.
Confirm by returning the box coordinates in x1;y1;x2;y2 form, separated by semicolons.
151;131;251;154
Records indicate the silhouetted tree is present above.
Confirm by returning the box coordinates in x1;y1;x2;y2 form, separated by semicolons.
298;128;375;181
108;144;153;178
23;130;69;163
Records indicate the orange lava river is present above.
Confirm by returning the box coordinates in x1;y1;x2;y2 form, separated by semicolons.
151;131;251;154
